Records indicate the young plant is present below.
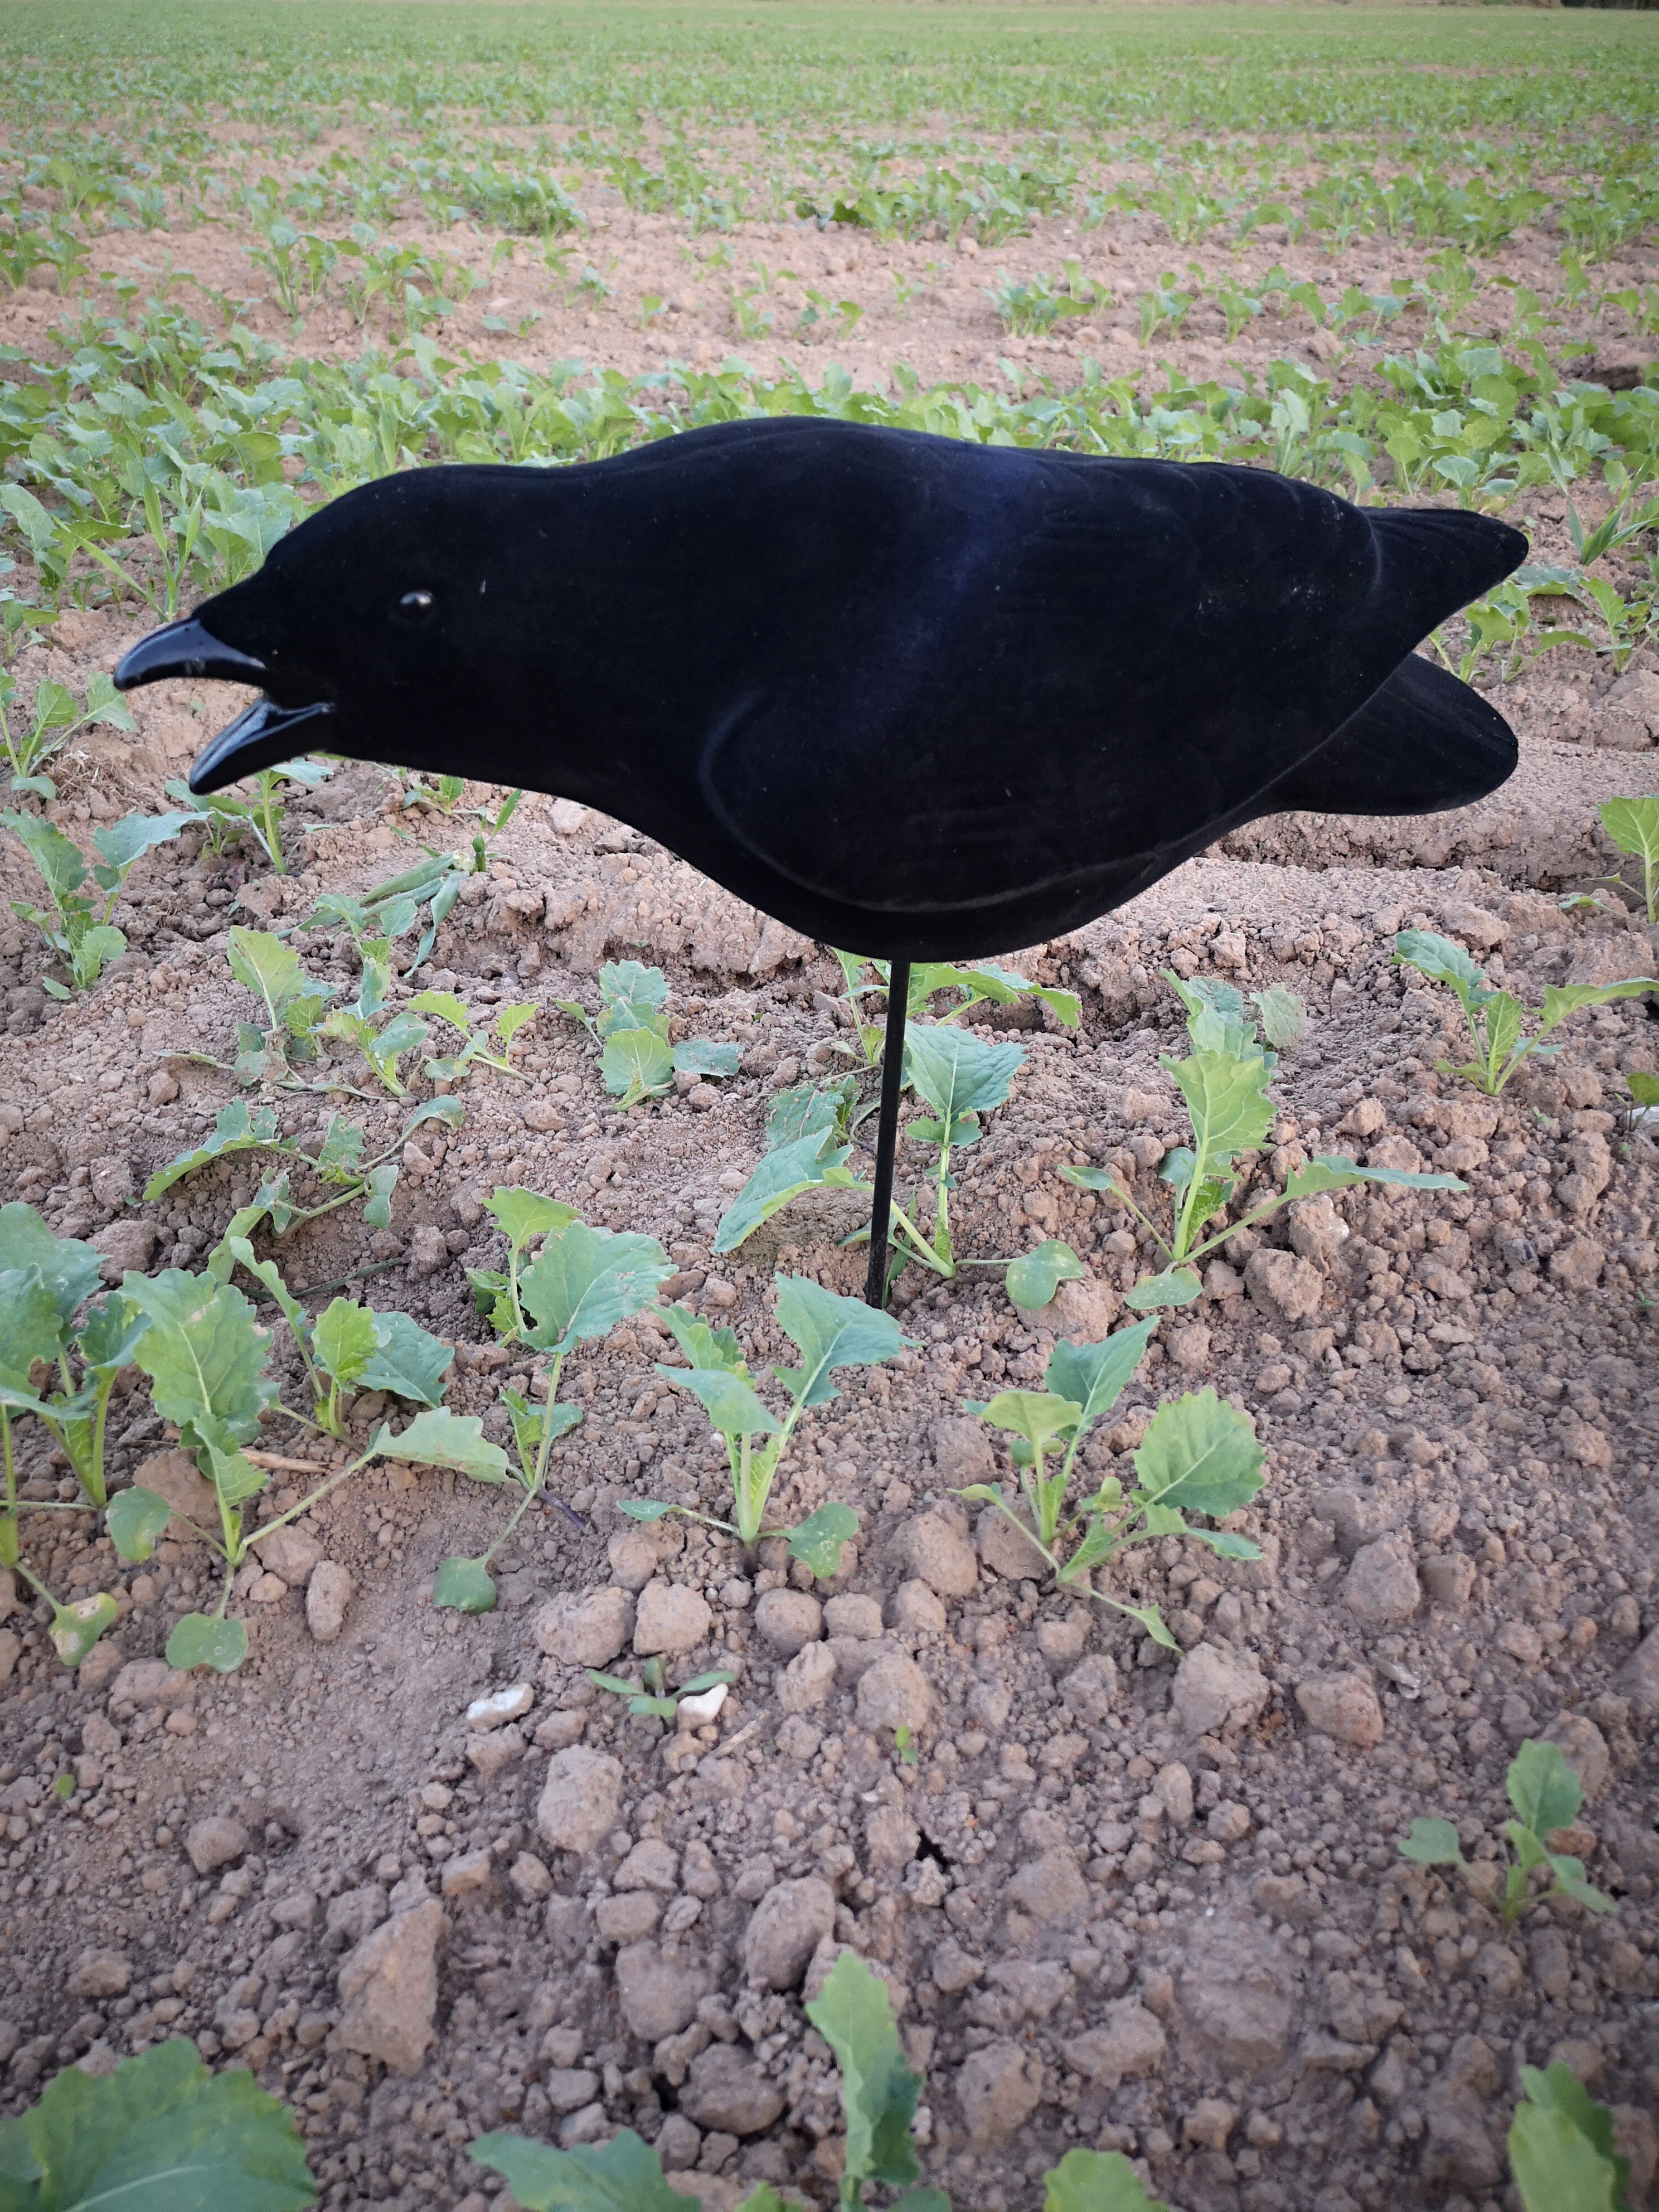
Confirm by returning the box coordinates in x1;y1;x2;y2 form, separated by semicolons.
222;925;335;1085
712;1078;862;1254
147;1095;462;1245
882;1021;1026;1286
0;2037;317;2209
0;1207;148;1666
321;935;430;1097
1398;1736;1616;1930
0;666;134;799
113;1262;506;1672
2;806;187;996
962;1323;1263;1643
1599;795;1659;924
446;1194;673;1613
470;1949;1166;2210
220;1235;453;1439
1063;973;1464;1308
555;959;739;1107
1394;930;1657;1098
632;1274;910;1571
831;949;1079;1064
1508;2061;1629;2212
587;1657;734;1722
410;989;536;1085
164;756;334;875
303;844;474;973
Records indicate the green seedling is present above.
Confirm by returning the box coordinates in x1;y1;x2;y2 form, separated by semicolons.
989;260;1105;336
1574;571;1655;673
1599;796;1659;924
555;959;739;1107
114;1263;506;1672
1062;973;1459;1308
1395;930;1657;1097
222;924;335;1085
1139;270;1196;347
0;2036;317;2210
410;990;536;1084
147;1095;462;1246
164;757;333;875
1399;1736;1616;1930
218;1236;453;1439
712;1079;862;1253
0;666;134;798
831;949;1079;1064
303;845;470;973
629;1273;909;1568
471;1949;1165;2209
962;1323;1262;1644
1508;2061;1630;2212
0;1206;148;1666
448;1194;673;1612
882;1021;1026;1286
587;1657;735;1721
893;1721;919;1767
321;935;430;1096
2;805;188;995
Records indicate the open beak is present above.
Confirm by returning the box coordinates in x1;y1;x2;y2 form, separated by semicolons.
114;615;334;795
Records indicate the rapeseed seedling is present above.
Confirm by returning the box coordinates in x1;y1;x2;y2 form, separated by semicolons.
1394;929;1656;1097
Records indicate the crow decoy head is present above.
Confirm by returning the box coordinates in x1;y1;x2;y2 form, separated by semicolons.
117;419;1525;962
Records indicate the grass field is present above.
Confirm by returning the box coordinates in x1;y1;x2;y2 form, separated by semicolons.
2;9;1659;2212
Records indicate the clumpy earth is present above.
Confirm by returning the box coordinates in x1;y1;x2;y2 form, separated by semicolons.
1;666;1658;2212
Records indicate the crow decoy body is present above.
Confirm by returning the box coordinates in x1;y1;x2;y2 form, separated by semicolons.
116;419;1526;1299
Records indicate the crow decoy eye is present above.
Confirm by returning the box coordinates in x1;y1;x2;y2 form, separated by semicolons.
394;589;435;627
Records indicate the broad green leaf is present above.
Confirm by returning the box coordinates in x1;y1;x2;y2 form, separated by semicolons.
372;1410;509;1484
1166;1049;1274;1167
166;1613;249;1673
123;1269;274;1453
144;1101;283;1201
1005;1239;1085;1312
734;2188;796;2212
976;1388;1083;1460
75;1294;149;1379
90;809;190;880
494;1003;537;1047
1545;1851;1616;1917
1509;2063;1626;2212
657;1304;750;1377
359;1311;453;1405
0;1265;68;1389
407;989;473;1034
227;925;320;1027
1507;1738;1583;1837
787;1501;858;1579
202;1443;268;1510
470;2125;697;2210
314;1115;367;1178
434;1555;497;1614
3;810;86;902
1133;1389;1264;1519
1398;1816;1464;1866
50;1592;118;1667
1538;977;1658;1037
805;1951;921;2191
107;1485;173;1564
1600;794;1659;873
0;1203;103;1325
1059;1162;1127;1199
223;1238;304;1343
1627;1071;1659;1109
1250;986;1306;1050
1045;2147;1169;2211
311;1299;379;1389
672;1039;740;1079
1284;1153;1465;1199
713;1133;855;1253
362;1161;400;1229
0;2035;316;2211
773;1275;913;1409
1168;973;1263;1059
485;1188;579;1255
1394;929;1490;1003
660;1365;780;1441
600;1026;675;1103
1046;1319;1158;1430
904;1022;1025;1126
70;923;128;991
765;1079;853;1151
615;1498;680;1522
596;960;669;1031
1123;1267;1202;1313
520;1223;672;1352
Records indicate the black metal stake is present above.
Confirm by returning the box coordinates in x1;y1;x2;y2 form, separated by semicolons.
864;957;910;1308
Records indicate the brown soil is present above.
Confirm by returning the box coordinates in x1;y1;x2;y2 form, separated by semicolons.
2;133;1658;2212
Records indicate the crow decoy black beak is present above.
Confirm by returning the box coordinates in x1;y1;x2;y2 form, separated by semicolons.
114;615;266;690
115;618;335;793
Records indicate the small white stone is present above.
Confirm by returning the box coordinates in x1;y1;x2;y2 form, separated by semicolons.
467;1682;535;1731
677;1682;728;1729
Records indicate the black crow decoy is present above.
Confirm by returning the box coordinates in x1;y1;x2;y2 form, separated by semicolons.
116;418;1525;1299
